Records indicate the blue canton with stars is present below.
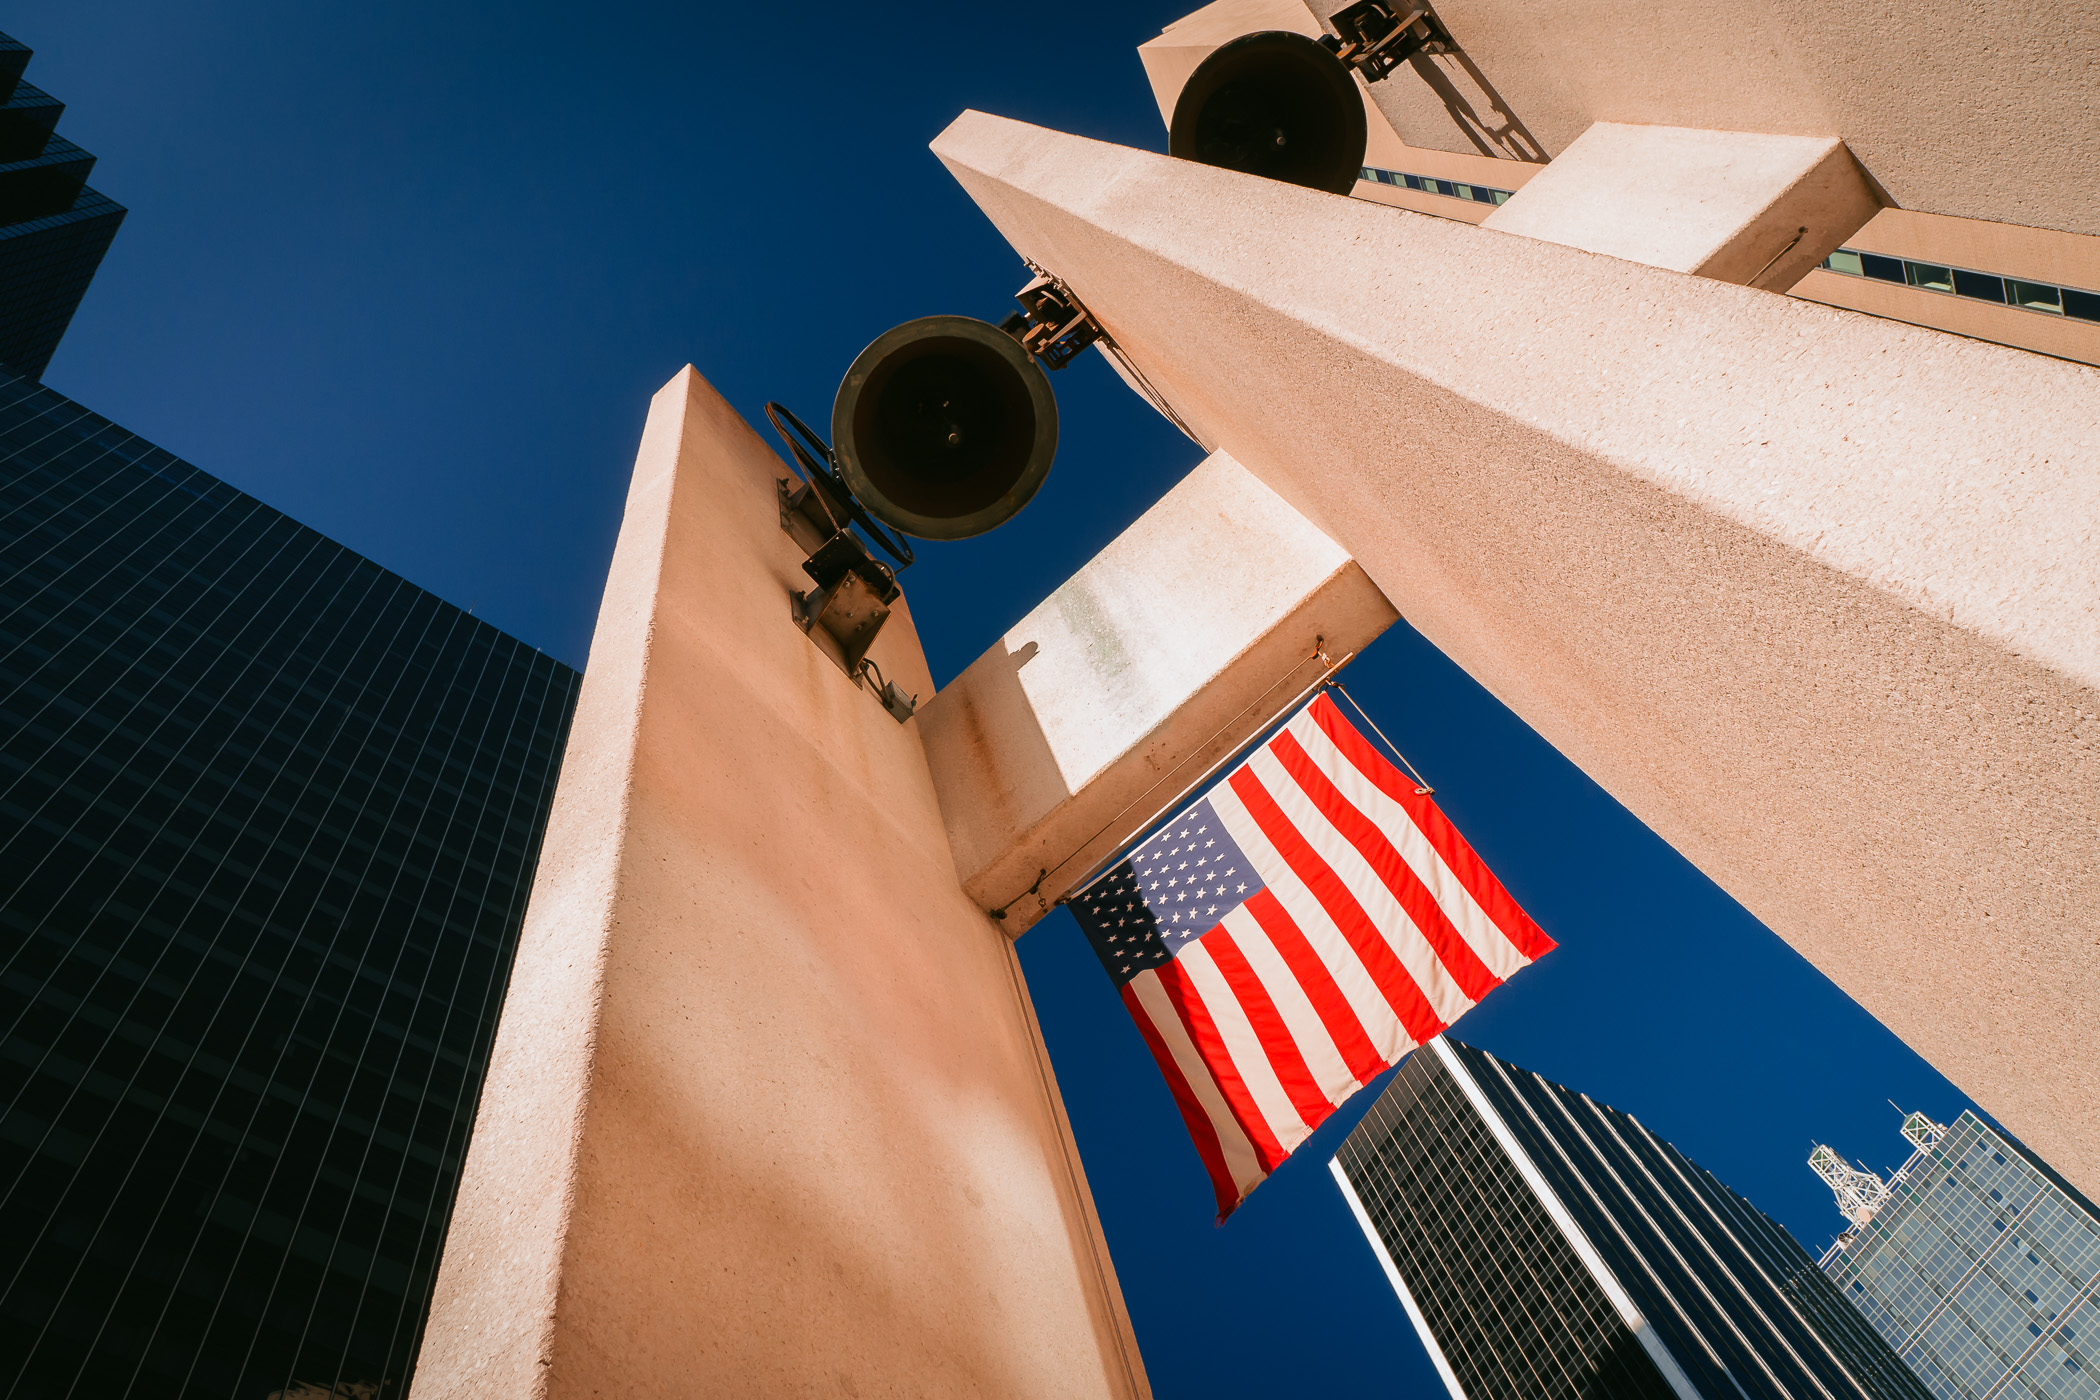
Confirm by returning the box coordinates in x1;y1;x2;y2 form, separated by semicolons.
1068;798;1268;988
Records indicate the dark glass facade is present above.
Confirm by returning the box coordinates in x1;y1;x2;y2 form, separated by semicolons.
1336;1038;1937;1400
1821;1113;2100;1400
0;30;125;381
0;370;580;1398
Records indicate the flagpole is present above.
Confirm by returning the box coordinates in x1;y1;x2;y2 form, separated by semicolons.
1053;643;1357;907
1328;680;1436;795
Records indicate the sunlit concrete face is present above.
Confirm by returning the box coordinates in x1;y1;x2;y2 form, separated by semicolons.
1301;0;2099;238
1790;208;2100;368
919;449;1396;933
411;368;1148;1400
932;111;2100;1196
1479;122;1882;290
1149;1;2099;365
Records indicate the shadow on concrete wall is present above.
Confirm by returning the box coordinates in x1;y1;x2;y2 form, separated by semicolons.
1408;48;1547;162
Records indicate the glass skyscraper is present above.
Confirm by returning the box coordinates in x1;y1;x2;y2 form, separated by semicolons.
1817;1112;2100;1400
0;370;581;1398
1333;1037;1935;1400
0;29;125;381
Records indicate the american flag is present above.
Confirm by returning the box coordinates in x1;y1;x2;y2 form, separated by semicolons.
1069;692;1554;1218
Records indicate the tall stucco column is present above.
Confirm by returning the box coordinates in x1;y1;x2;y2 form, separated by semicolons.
931;111;2100;1194
410;367;1148;1399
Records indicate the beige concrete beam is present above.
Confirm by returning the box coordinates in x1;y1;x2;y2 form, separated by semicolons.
1787;208;2100;369
411;366;1148;1399
918;449;1397;934
1480;122;1881;290
931;111;2100;1193
1294;0;2099;238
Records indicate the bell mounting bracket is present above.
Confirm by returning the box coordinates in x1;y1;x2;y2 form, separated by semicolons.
998;270;1103;371
1321;0;1454;82
767;403;919;724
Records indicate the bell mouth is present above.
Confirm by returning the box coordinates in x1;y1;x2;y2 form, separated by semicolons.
1169;30;1368;195
833;315;1059;541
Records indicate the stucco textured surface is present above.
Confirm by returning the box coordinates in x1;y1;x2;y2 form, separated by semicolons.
1786;208;2100;369
1296;0;2100;236
932;111;2100;1194
919;450;1395;932
410;367;1147;1399
1792;268;2100;371
1481;122;1879;289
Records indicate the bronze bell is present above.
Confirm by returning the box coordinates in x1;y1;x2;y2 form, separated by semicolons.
831;314;1058;541
1169;30;1368;195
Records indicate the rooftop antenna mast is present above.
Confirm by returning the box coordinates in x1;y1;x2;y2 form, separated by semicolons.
1808;1144;1892;1228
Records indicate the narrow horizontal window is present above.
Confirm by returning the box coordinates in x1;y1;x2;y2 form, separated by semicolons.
2008;280;2063;314
1359;166;1516;206
1818;247;2100;323
1954;268;2006;302
1861;253;1907;283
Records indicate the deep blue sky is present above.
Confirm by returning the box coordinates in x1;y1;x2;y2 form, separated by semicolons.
18;3;1984;1394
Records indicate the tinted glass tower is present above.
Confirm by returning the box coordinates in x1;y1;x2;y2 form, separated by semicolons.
0;30;125;380
1817;1112;2100;1400
0;371;580;1397
1333;1037;1935;1400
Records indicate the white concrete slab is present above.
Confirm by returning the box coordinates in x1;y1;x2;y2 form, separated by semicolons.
919;450;1396;933
1481;121;1880;288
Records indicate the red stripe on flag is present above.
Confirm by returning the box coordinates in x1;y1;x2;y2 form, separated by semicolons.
1201;925;1334;1132
1270;729;1501;1003
1228;766;1446;1047
1308;693;1557;962
1120;979;1242;1219
1242;890;1389;1086
1154;957;1290;1175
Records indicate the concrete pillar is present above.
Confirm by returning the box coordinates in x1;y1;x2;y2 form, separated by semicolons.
917;449;1396;933
1479;122;1881;290
411;367;1148;1399
931;111;2100;1194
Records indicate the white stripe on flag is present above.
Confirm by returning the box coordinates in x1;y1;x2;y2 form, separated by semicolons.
1243;745;1477;1025
1127;968;1266;1197
1209;779;1416;1068
1286;708;1533;980
1218;905;1359;1107
1177;940;1313;1152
